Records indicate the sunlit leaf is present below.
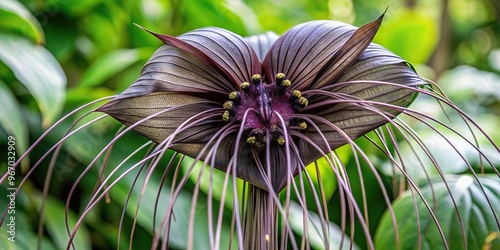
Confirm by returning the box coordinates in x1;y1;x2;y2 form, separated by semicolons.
79;48;154;87
182;156;243;209
81;11;126;54
438;65;500;106
378;133;500;180
0;0;44;44
449;0;496;33
66;87;116;106
0;187;57;250
303;156;338;204
374;9;438;64
0;210;56;250
289;202;360;250
44;23;77;62
180;0;247;35
58;0;102;16
488;49;500;71
0;34;66;127
375;175;500;249
110;172;236;249
0;80;27;165
43;197;91;250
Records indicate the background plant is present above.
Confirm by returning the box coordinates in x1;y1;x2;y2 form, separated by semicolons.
0;0;499;249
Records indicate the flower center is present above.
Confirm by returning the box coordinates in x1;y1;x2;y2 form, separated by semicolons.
222;73;308;148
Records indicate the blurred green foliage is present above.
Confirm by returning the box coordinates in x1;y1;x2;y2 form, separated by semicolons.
0;0;499;249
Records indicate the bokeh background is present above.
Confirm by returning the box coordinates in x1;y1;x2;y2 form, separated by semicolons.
1;0;499;249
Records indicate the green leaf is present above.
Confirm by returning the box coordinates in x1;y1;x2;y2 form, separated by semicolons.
182;156;244;209
0;34;66;127
378;120;500;180
43;197;91;250
288;156;339;210
378;134;473;181
44;22;77;62
305;156;338;203
110;172;236;249
438;65;500;111
180;0;248;35
66;87;115;106
56;0;102;16
289;202;360;250
0;187;56;250
0;0;44;44
374;9;438;64
0;80;28;167
79;48;154;87
375;175;500;250
0;210;56;250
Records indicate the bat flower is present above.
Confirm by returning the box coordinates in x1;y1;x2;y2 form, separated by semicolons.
98;14;425;193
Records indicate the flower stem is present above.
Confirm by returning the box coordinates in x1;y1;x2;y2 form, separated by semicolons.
243;184;278;250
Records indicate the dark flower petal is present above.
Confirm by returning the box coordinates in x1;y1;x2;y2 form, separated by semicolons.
140;26;261;88
299;79;419;166
178;27;262;84
292;19;425;167
97;92;222;145
262;17;380;89
97;28;285;191
244;31;279;62
308;45;425;125
97;43;234;145
337;43;424;85
262;20;350;88
163;133;298;192
307;44;425;106
117;45;237;99
198;136;299;192
310;14;384;89
96;35;291;191
298;73;422;166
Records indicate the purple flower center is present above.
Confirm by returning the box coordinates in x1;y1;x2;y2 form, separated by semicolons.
222;73;308;147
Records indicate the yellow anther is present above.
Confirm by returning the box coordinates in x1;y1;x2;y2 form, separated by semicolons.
229;91;239;99
252;74;261;81
240;82;250;89
299;122;307;130
223;101;233;109
222;111;230;121
276;73;285;79
277;135;285;145
282;79;291;87
247;136;256;144
292;90;301;98
298;97;308;107
252;74;262;85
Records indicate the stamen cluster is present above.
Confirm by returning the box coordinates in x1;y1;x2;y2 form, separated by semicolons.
222;73;308;147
